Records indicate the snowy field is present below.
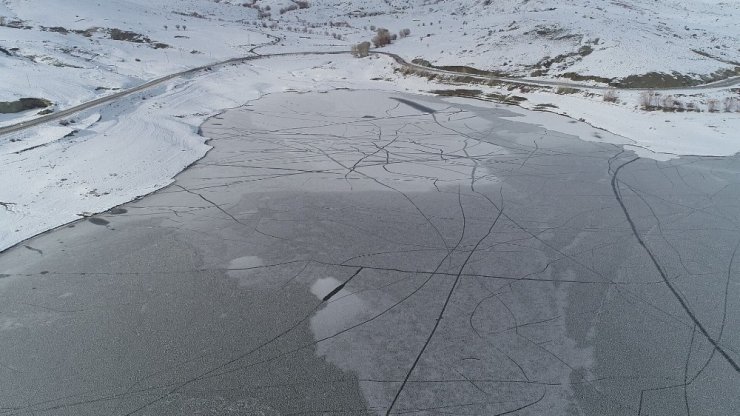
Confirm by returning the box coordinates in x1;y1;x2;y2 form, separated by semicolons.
0;0;738;251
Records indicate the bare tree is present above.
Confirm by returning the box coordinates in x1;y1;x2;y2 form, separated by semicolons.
352;41;371;58
723;97;738;112
707;98;720;112
639;90;660;110
372;28;392;47
603;88;618;103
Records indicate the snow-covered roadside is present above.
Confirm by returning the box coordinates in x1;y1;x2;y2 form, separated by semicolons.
513;89;740;160
389;64;740;160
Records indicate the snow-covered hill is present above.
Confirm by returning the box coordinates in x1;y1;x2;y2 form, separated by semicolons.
258;0;740;83
1;0;738;115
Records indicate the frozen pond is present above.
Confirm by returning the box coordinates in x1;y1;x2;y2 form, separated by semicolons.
0;90;738;415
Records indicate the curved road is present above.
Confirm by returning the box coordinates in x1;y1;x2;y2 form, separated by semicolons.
1;47;738;138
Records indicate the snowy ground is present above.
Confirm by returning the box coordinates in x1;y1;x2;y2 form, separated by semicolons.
0;0;738;251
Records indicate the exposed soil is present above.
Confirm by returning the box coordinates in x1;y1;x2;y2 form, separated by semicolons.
0;98;52;114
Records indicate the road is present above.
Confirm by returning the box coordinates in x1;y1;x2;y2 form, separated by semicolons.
2;47;738;138
0;90;737;415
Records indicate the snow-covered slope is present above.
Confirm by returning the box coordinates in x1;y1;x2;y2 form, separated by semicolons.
2;0;738;118
253;0;740;82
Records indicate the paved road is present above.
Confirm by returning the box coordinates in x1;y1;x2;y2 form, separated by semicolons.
2;47;737;138
0;90;737;415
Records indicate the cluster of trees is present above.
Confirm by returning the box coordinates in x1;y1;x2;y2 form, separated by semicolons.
352;27;411;58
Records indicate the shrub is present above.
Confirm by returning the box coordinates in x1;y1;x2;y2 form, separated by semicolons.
555;86;579;95
723;97;738;112
352;41;371;58
603;88;618;103
639;90;660;110
661;95;683;111
372;28;392;47
399;28;411;38
707;98;720;112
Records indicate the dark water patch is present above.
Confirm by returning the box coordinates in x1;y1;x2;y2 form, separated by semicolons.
88;218;110;226
24;245;43;255
390;97;437;113
109;208;127;215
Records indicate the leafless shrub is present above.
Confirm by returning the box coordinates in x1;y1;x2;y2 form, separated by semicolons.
603;88;618;103
707;98;720;112
295;1;310;9
555;86;579;95
639;90;660;110
351;41;371;58
723;97;738;112
660;95;684;111
372;28;392;47
686;102;700;112
399;28;411;38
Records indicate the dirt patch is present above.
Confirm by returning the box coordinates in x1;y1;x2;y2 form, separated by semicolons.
431;89;482;98
613;72;700;88
559;72;613;85
109;28;170;49
430;89;527;106
435;65;512;78
0;98;52;114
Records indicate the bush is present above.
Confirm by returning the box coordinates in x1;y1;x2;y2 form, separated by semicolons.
351;41;370;58
707;98;720;112
723;97;738;112
639;90;660;110
555;86;579;95
603;88;618;103
661;95;684;111
372;28;392;47
399;28;411;38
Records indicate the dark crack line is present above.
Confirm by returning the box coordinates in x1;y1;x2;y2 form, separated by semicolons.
322;267;363;302
174;184;246;226
611;157;740;373
385;191;503;415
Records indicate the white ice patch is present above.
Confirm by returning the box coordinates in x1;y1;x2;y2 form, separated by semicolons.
309;277;366;340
